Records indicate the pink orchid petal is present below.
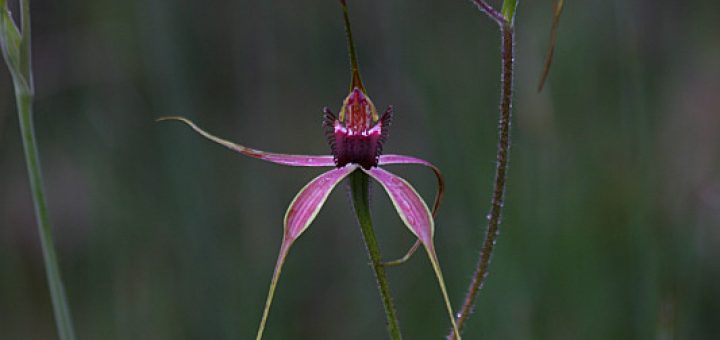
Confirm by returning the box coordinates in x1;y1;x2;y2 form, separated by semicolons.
158;116;336;167
284;164;358;240
257;164;357;339
378;154;445;218
378;155;444;265
361;167;434;246
362;166;460;338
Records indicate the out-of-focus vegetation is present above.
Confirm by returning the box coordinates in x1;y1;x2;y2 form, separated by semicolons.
1;0;718;338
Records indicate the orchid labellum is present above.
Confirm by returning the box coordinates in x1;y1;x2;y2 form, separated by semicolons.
160;1;459;339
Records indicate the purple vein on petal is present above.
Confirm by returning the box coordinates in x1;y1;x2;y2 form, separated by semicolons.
362;166;460;339
284;164;358;240
158;116;336;167
256;164;357;340
378;155;445;264
362;167;433;244
378;154;445;217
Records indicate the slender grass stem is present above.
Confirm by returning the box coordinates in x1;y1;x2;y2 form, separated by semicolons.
349;171;402;340
449;3;516;338
17;93;77;340
1;0;77;339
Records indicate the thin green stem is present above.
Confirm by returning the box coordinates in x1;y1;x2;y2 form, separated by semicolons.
349;171;402;340
19;0;31;79
1;1;77;339
17;94;77;340
340;0;364;91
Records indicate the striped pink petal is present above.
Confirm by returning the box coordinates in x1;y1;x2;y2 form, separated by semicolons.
361;166;433;245
284;164;358;240
158;116;336;167
256;164;357;339
379;154;445;217
362;166;460;337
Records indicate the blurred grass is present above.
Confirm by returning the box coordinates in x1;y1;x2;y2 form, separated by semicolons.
1;0;719;339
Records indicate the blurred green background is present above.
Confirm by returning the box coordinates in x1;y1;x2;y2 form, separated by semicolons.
1;0;719;338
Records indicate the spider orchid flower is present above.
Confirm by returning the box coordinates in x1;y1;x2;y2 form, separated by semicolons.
159;2;460;339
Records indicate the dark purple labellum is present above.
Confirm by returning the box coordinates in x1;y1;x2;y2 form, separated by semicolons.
324;88;392;169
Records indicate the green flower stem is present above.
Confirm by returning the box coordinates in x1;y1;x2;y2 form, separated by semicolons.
18;93;77;340
1;0;77;339
349;171;402;340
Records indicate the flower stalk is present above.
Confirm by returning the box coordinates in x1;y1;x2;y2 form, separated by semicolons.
449;1;517;338
349;171;402;340
0;0;77;339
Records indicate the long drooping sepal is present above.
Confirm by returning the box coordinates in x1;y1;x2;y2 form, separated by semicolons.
378;155;445;217
256;165;358;340
378;155;445;265
426;245;460;340
158;116;336;167
255;240;290;340
363;167;433;243
362;167;460;340
284;164;358;239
